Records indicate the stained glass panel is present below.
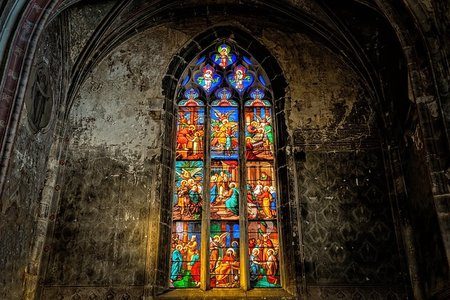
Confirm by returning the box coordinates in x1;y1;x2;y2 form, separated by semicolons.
246;162;277;220
170;221;202;288
210;87;238;107
172;40;281;290
210;221;240;288
227;65;254;94
211;106;239;160
248;221;281;287
245;107;274;160
173;161;203;221
211;44;237;68
210;160;239;220
176;107;204;160
195;64;222;94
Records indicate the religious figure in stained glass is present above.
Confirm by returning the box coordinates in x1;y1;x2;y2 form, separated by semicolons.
228;65;254;93
210;222;240;287
170;40;281;290
211;107;239;159
170;222;202;287
212;44;237;68
195;64;222;94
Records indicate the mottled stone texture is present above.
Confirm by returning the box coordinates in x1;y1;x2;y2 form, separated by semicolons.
68;0;116;65
0;18;64;299
41;27;190;295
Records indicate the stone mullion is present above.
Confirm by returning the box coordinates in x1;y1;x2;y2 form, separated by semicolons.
239;96;250;291
201;101;211;291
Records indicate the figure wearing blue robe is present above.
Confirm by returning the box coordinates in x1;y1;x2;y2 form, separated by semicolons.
225;186;239;215
170;248;183;281
249;253;260;282
210;183;218;203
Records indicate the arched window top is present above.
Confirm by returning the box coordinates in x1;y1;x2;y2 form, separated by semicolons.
177;41;273;106
170;37;281;291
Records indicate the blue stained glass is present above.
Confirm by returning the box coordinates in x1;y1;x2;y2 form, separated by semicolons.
182;75;190;86
194;64;222;95
196;55;206;65
211;87;238;106
212;44;237;68
227;65;254;94
211;107;239;160
178;88;204;106
245;88;271;107
243;56;253;65
259;75;266;87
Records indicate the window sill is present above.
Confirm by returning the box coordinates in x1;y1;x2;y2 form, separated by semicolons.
157;288;296;299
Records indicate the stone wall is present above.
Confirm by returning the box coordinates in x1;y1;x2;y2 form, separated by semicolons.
0;17;65;299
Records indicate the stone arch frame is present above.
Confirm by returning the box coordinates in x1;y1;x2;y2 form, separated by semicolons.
0;1;448;299
157;26;294;295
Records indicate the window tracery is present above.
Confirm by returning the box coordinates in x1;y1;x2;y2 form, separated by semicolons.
170;41;281;289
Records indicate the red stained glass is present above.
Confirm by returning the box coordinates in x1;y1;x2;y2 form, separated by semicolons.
210;160;239;220
176;107;205;160
245;107;274;160
210;221;240;288
170;221;202;288
246;162;277;220
171;41;281;289
248;221;281;287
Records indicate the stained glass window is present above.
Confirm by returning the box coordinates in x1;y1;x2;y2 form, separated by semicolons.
170;41;281;290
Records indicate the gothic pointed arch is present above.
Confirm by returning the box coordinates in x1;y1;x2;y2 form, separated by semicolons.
159;26;294;294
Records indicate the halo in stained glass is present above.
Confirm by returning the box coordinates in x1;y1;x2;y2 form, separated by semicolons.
245;107;274;160
248;221;281;287
209;221;240;288
170;221;202;288
212;44;237;68
227;65;254;94
194;64;222;94
210;160;240;220
171;39;281;290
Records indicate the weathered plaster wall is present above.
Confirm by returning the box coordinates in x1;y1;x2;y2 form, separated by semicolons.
262;29;406;297
0;18;65;299
41;26;191;299
39;17;407;299
68;0;116;65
